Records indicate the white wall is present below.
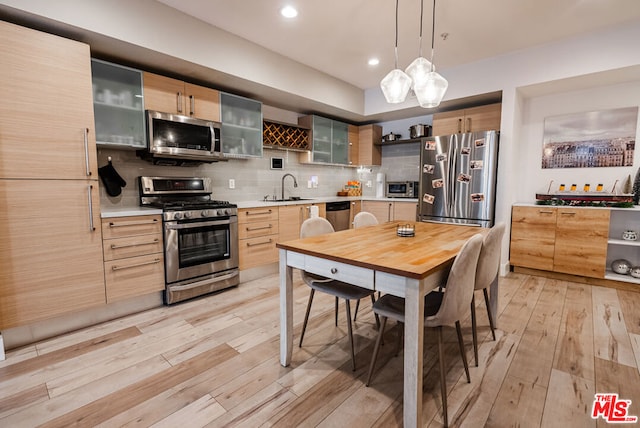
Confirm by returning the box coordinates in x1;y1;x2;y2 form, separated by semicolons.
517;81;640;200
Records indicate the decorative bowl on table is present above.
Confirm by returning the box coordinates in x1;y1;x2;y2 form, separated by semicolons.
611;259;632;275
396;223;415;237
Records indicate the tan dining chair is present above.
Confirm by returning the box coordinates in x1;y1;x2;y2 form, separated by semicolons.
298;217;379;371
365;233;483;427
471;222;505;366
353;211;379;228
352;211;380;321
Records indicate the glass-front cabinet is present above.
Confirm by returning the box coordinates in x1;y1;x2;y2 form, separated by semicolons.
220;92;263;158
91;59;145;148
299;115;349;165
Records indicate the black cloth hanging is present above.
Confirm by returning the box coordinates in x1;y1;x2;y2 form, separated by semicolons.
98;158;127;197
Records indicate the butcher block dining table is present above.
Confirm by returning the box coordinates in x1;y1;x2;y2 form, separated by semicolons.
276;220;491;428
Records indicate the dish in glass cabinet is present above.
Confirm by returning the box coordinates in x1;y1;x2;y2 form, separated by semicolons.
631;266;640;278
611;259;632;275
622;230;638;241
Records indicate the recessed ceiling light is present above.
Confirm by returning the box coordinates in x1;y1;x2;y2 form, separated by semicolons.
280;5;298;18
368;58;380;66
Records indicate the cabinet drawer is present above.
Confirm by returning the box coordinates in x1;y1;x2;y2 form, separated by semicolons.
238;207;278;224
102;215;161;239
303;255;374;290
239;220;279;239
103;233;163;261
239;235;278;270
104;253;164;302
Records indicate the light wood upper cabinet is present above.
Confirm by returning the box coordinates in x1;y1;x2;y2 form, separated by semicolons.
432;103;501;136
509;205;610;279
510;206;557;271
0;180;105;329
553;208;609;278
0;21;97;180
357;124;382;166
348;125;359;166
143;72;220;121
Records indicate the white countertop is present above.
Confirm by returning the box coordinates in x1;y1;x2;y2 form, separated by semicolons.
101;196;419;217
101;207;163;218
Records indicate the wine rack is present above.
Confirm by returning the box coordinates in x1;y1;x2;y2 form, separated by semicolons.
263;120;310;151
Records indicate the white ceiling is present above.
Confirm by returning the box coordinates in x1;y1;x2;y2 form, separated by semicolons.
157;0;640;91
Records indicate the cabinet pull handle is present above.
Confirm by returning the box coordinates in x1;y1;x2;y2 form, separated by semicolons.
466;117;472;132
560;212;576;216
110;239;160;249
330;268;338;274
246;224;272;231
112;258;161;271
457;118;462;133
88;185;95;232
538;210;554;214
177;91;183;113
109;218;159;228
246;238;273;247
388;203;393;221
245;209;272;216
83;128;92;176
189;95;195;116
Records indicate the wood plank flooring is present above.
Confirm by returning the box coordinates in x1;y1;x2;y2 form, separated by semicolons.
1;271;639;427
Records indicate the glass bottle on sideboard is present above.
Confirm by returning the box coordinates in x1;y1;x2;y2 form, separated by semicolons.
90;59;145;149
220;92;263;158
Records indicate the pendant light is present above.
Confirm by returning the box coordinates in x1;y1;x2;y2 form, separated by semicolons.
380;0;412;104
414;0;448;108
405;0;433;91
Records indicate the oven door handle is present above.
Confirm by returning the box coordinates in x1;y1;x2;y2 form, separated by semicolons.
165;219;233;230
169;270;239;291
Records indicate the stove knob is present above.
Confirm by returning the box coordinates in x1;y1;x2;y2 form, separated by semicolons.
225;209;233;215
184;212;192;219
173;212;183;220
201;210;209;217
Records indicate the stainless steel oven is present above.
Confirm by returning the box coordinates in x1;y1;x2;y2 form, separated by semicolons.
139;176;239;304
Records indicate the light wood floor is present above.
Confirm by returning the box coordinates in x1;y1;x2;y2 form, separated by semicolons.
1;271;639;427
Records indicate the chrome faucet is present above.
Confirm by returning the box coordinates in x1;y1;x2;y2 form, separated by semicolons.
281;173;298;200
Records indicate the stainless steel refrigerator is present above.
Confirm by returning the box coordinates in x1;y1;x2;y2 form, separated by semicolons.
418;130;499;227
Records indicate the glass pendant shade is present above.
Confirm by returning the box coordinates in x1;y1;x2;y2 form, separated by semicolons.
405;57;433;90
414;71;448;108
380;68;412;103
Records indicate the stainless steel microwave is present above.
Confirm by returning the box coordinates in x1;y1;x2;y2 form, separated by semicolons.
138;110;222;165
386;181;419;198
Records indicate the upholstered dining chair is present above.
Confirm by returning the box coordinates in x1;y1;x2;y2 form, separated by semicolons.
298;217;379;371
353;211;379;228
365;233;484;427
470;222;505;366
352;211;380;321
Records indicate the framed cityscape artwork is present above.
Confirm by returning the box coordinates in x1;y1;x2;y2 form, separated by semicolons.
542;106;638;169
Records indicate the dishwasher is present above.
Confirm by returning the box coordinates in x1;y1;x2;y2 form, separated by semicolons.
325;201;351;231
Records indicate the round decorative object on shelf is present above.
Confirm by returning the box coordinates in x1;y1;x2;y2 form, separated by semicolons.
622;230;638;241
611;259;632;275
631;266;640;278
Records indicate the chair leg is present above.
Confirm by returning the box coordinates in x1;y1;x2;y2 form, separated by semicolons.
456;320;471;383
471;293;479;367
483;288;497;341
335;296;339;326
371;294;380;329
344;299;356;371
353;299;360;321
299;289;315;347
437;326;448;427
366;316;387;386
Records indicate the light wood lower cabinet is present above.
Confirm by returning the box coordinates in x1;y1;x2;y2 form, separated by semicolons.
361;200;417;223
278;203;327;243
349;200;362;228
102;215;164;303
238;207;279;270
509;206;609;279
0;180;105;330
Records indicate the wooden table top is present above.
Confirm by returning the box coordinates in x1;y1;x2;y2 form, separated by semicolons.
276;221;487;279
